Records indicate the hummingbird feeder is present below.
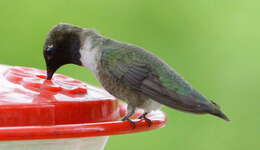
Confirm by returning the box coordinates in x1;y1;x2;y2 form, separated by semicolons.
0;65;166;150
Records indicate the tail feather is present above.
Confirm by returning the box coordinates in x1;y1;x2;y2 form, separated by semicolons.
211;110;230;121
208;102;230;121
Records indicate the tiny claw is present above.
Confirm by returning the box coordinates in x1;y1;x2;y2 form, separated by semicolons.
122;117;136;129
138;113;152;127
144;117;152;127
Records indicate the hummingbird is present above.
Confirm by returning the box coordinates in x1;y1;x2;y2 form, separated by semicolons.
43;24;229;127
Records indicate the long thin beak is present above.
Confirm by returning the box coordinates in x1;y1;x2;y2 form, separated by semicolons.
46;64;63;80
46;68;55;80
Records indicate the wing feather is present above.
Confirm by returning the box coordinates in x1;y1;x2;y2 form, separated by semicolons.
101;47;211;114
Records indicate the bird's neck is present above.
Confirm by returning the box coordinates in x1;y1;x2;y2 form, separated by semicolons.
79;30;105;76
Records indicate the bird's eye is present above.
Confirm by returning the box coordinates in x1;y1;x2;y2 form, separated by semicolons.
46;45;54;54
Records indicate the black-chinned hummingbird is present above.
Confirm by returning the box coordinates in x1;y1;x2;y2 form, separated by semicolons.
43;24;229;127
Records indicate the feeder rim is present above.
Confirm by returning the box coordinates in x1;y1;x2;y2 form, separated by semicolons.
0;105;167;141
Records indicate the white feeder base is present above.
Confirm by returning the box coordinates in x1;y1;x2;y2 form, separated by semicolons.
0;136;109;150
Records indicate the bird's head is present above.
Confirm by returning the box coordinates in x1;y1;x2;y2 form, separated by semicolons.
43;24;83;80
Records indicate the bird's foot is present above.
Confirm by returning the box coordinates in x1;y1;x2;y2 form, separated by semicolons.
138;112;152;127
122;117;136;129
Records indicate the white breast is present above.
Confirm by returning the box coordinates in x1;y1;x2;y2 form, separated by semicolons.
79;38;101;76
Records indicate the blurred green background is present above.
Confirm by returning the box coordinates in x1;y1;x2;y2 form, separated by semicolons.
0;0;259;149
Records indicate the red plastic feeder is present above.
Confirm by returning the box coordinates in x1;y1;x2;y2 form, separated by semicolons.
0;65;166;150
